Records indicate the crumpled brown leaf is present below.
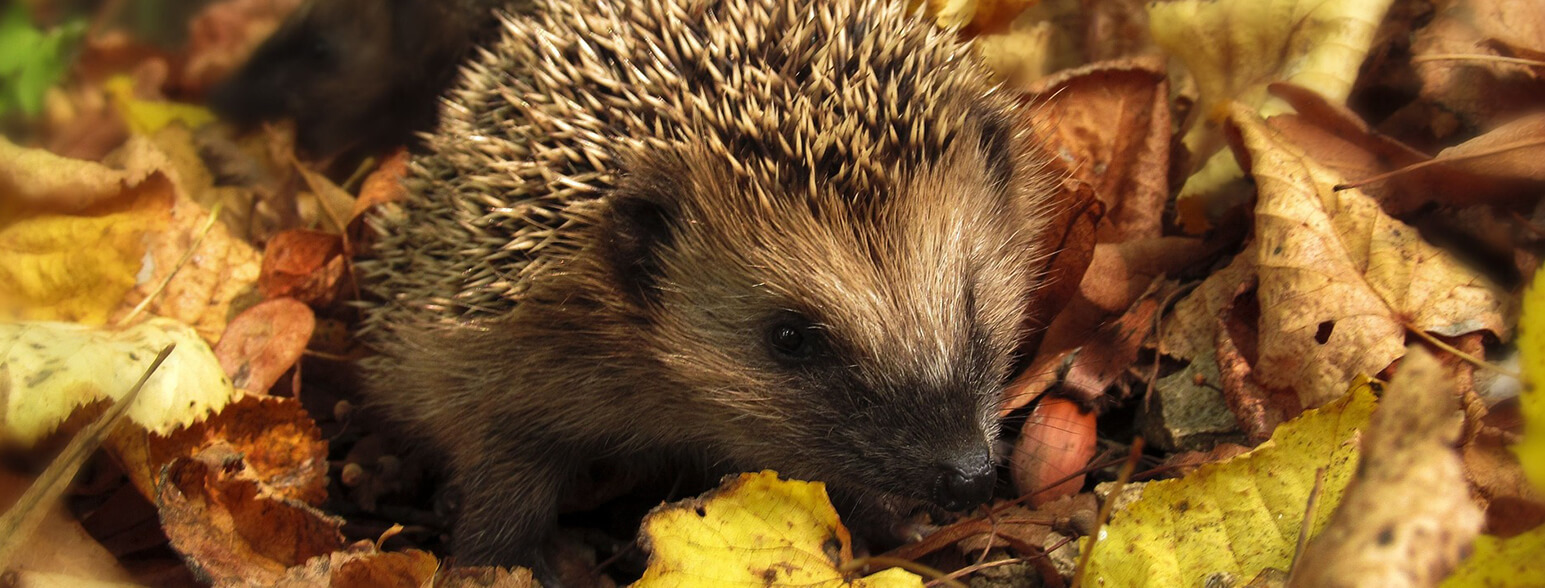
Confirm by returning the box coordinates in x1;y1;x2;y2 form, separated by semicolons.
1411;0;1545;130
1162;105;1511;408
156;452;344;586
1022;56;1172;242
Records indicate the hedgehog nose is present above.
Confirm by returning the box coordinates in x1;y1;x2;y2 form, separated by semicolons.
933;449;996;511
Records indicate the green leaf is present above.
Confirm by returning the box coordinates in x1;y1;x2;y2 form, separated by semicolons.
0;4;86;117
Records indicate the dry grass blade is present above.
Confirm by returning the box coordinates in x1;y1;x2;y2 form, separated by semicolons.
0;343;176;570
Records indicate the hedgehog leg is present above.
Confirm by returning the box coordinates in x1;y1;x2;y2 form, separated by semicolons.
449;439;578;582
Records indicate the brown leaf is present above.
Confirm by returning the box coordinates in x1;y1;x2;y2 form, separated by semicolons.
1290;348;1481;586
215;298;317;394
156;453;344;586
1264;83;1436;214
1023;56;1172;241
260;229;349;306
1006;238;1213;412
1429;112;1545;181
1234;105;1510;406
1411;0;1545;130
274;542;448;588
114;395;329;506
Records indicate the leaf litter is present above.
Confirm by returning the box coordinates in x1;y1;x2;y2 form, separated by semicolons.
2;0;1544;585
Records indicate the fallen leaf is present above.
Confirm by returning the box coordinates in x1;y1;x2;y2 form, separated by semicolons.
1428;112;1545;182
0;134;149;209
636;471;922;587
0;137;260;339
214;298;315;394
259;230;348;307
1263;83;1438;214
1151;0;1397;232
1082;384;1374;586
1515;264;1545;493
274;542;450;588
1441;524;1545;587
1236;105;1509;406
1022;56;1172;241
1411;0;1545;130
113;394;328;506
156;452;344;586
1290;348;1481;586
0;141;173;325
0;319;235;446
1006;238;1212;412
104;75;216;135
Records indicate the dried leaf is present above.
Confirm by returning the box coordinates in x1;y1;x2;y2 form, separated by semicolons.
1235;106;1509;406
1022;56;1172;241
1290;348;1481;586
114;394;328;507
0;320;235;446
1151;0;1397;231
214;298;315;394
259;230;348;306
157;453;344;586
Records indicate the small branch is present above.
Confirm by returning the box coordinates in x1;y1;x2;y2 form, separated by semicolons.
1072;437;1144;588
1407;327;1521;380
1411;53;1545;68
0;344;175;570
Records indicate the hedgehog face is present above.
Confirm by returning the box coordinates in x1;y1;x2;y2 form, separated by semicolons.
602;111;1045;515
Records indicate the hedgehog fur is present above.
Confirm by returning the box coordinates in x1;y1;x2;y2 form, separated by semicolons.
356;0;1053;573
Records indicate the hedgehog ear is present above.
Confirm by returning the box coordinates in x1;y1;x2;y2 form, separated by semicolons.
602;178;679;305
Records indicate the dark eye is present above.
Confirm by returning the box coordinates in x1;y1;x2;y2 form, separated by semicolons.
766;321;819;361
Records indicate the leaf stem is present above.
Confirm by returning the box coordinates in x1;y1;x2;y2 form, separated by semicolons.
842;556;965;588
1406;327;1521;380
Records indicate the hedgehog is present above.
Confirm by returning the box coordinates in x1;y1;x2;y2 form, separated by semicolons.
355;0;1054;574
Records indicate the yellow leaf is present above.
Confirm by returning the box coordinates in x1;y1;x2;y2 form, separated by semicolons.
0;161;172;325
636;471;922;588
105;75;215;135
0;137;260;341
1082;385;1375;586
1293;348;1479;585
1442;526;1545;587
0;319;237;446
1150;0;1395;232
1516;266;1545;493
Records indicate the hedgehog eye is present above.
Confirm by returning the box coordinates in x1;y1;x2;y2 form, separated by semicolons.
766;320;819;361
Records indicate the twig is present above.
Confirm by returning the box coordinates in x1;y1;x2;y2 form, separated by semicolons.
118;204;223;326
1411;53;1545;68
1071;437;1144;588
0;344;175;570
1286;467;1327;584
1406;326;1521;380
1336;137;1545;191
